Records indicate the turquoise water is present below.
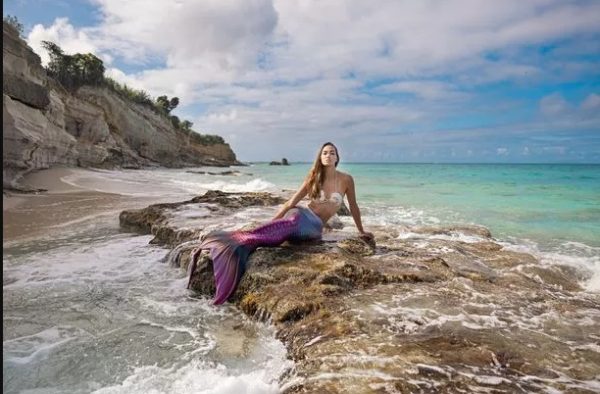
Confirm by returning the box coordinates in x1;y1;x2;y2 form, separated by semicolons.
247;163;600;248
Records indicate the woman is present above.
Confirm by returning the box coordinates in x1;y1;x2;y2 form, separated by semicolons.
188;142;374;304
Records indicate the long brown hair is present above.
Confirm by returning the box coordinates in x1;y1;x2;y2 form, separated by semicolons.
305;142;340;199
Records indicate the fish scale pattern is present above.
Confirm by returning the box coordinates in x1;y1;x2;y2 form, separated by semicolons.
187;207;323;304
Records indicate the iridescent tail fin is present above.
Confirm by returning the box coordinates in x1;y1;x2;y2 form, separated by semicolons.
200;231;253;304
188;207;323;305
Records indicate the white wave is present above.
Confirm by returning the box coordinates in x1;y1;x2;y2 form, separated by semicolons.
395;230;487;244
2;235;169;288
363;205;441;227
194;178;278;193
92;355;290;394
4;326;87;365
499;238;600;293
370;302;507;334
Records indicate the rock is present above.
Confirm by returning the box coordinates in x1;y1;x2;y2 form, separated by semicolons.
119;190;286;246
118;190;600;393
326;215;344;229
413;224;493;239
269;158;290;166
336;202;351;216
186;170;246;176
336;237;375;256
3;72;50;109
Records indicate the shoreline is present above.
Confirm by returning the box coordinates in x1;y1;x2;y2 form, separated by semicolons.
3;167;89;209
3;167;158;244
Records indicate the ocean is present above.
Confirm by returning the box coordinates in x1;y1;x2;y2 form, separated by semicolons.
3;163;599;393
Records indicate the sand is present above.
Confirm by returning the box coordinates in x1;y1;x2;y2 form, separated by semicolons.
3;167;153;244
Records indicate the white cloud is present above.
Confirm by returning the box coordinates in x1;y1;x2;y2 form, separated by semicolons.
581;93;600;111
376;80;469;101
93;0;278;73
27;17;101;65
496;147;509;156
540;93;569;116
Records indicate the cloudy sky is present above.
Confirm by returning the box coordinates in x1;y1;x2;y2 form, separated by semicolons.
5;0;600;163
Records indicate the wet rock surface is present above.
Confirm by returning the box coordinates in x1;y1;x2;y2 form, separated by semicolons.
120;190;600;393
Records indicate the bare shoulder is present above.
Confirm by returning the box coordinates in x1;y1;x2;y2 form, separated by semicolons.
336;171;354;188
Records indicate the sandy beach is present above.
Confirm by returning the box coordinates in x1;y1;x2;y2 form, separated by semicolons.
3;167;155;244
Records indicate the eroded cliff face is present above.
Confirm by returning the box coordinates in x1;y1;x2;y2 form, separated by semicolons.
2;22;240;188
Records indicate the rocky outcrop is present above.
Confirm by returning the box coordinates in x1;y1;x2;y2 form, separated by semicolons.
186;170;250;176
2;22;241;188
270;158;290;166
119;190;600;393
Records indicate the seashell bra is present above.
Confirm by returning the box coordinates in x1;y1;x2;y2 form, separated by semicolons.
311;172;344;207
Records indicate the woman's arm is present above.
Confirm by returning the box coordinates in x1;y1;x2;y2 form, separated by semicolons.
345;175;373;239
273;179;309;220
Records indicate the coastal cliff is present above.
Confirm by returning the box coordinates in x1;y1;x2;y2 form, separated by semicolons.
2;22;240;189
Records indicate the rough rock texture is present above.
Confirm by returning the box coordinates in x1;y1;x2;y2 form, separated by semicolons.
3;22;241;188
120;191;600;393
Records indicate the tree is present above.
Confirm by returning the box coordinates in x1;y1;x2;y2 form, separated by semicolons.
170;115;181;129
73;53;105;86
181;120;193;131
169;97;179;112
155;95;179;114
4;15;24;36
156;95;170;113
41;41;105;89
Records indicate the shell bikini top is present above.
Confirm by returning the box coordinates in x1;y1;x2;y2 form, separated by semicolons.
312;172;344;207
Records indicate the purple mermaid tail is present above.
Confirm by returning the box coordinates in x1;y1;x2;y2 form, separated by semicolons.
187;207;323;304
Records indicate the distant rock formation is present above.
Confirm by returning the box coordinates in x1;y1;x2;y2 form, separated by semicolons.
186;170;251;176
269;158;290;166
2;21;241;188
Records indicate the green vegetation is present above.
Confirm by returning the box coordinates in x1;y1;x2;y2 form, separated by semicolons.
103;76;154;107
156;95;179;114
39;40;225;145
43;41;104;89
191;133;224;145
4;15;24;36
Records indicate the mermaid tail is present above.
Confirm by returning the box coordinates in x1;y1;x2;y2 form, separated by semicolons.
188;207;323;304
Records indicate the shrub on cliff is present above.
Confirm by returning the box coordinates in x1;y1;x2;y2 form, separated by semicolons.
42;41;105;90
104;77;155;107
156;95;179;114
190;132;225;145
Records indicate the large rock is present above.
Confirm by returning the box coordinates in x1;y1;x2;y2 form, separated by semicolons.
2;23;47;86
119;190;600;393
3;93;78;185
3;73;50;109
2;21;241;188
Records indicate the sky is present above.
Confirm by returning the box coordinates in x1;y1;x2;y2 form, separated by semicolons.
4;0;600;163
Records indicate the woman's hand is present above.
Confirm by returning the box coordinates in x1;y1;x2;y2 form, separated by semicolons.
359;231;374;241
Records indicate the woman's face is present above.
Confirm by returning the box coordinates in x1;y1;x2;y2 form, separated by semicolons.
320;145;338;167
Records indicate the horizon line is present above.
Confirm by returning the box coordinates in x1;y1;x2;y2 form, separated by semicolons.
242;161;600;165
